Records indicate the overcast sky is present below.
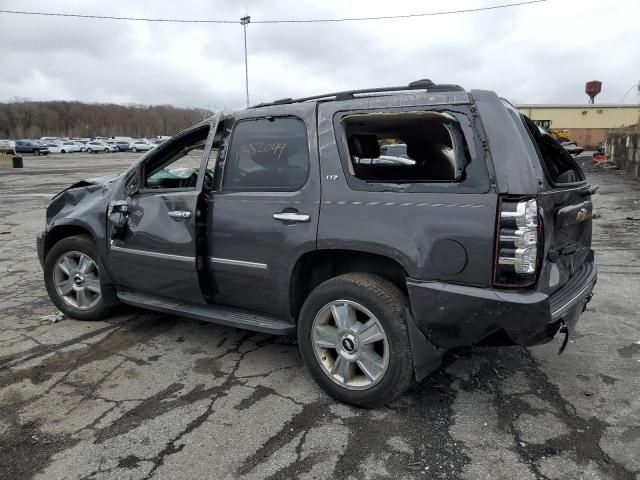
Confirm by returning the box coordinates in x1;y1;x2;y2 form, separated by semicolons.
1;0;638;110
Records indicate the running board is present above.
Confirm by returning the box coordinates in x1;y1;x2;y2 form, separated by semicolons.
117;291;296;335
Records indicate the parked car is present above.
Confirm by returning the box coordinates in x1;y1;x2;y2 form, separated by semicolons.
15;140;49;155
130;140;155;152
115;141;132;152
60;141;82;153
46;143;65;154
104;141;121;152
379;143;409;157
0;139;16;154
37;80;596;407
374;143;417;165
85;141;115;153
560;141;584;156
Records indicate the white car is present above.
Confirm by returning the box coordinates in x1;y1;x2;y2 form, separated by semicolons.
60;141;81;153
131;140;155;153
85;141;116;153
46;143;64;154
0;139;15;153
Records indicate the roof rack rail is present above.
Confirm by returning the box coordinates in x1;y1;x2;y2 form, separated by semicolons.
250;79;465;109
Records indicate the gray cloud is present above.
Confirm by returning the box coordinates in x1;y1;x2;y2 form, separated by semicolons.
0;0;638;110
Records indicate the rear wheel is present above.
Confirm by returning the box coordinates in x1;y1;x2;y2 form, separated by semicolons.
44;236;112;321
131;147;137;153
34;150;40;156
298;273;414;407
104;148;109;152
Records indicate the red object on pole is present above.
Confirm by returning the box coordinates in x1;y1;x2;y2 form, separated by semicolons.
585;81;602;104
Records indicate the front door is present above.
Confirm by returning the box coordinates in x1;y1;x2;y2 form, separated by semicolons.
206;108;320;317
107;120;217;304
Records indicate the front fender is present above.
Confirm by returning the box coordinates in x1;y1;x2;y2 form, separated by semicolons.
44;181;117;279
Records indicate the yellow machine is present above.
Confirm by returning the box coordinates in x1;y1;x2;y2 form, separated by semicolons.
549;128;570;141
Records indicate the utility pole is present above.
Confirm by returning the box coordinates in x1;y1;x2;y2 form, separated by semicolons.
240;16;251;108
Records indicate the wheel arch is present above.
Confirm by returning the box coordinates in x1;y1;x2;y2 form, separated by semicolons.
289;249;409;319
44;223;118;304
44;224;95;261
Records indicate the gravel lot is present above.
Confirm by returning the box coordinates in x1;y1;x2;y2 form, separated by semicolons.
1;152;639;480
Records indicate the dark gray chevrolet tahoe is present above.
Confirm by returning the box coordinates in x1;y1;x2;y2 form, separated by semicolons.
37;80;596;407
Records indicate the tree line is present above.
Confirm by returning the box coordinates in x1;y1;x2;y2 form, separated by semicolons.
0;100;213;139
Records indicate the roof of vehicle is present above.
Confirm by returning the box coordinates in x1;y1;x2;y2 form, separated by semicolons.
249;79;466;109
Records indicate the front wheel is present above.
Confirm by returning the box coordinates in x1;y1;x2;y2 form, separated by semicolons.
44;235;112;321
131;147;137;152
34;150;40;156
298;273;414;407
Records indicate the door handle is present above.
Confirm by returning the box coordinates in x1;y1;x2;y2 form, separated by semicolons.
168;210;192;219
273;212;311;223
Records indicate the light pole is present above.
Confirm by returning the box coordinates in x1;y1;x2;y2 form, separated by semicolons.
240;16;251;108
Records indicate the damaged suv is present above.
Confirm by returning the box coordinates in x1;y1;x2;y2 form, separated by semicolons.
37;80;596;407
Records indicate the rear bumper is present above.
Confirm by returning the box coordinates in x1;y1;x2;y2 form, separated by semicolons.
407;260;596;350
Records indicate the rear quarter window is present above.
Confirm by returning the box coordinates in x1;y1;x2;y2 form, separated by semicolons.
502;102;586;186
521;115;586;185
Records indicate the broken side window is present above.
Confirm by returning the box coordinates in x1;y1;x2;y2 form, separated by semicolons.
520;114;586;185
143;125;210;190
340;112;468;184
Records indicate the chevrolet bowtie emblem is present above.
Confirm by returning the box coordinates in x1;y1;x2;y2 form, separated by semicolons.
576;208;589;222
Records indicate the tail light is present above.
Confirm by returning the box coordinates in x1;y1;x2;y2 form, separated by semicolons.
494;197;540;287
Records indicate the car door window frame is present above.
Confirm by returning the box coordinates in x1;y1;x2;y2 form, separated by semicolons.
218;115;311;193
133;116;220;196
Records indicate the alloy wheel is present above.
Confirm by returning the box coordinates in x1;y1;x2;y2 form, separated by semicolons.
311;300;389;390
53;251;102;310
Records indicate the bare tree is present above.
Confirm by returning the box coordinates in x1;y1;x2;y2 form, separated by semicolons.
0;100;214;139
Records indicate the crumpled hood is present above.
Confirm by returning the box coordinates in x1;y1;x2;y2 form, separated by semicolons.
85;173;121;186
47;173;121;226
65;173;120;191
53;173;121;200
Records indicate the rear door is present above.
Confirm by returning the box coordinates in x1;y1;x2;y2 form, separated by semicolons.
518;114;594;294
205;105;320;317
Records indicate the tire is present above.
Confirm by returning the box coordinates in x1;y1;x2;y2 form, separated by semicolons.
297;273;414;407
104;148;109;152
87;148;93;154
61;149;67;153
44;235;112;321
131;147;137;153
34;150;40;156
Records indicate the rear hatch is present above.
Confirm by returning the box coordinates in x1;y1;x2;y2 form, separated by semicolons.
520;115;594;294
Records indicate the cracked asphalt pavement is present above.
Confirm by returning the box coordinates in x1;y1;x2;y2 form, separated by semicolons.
1;153;639;480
